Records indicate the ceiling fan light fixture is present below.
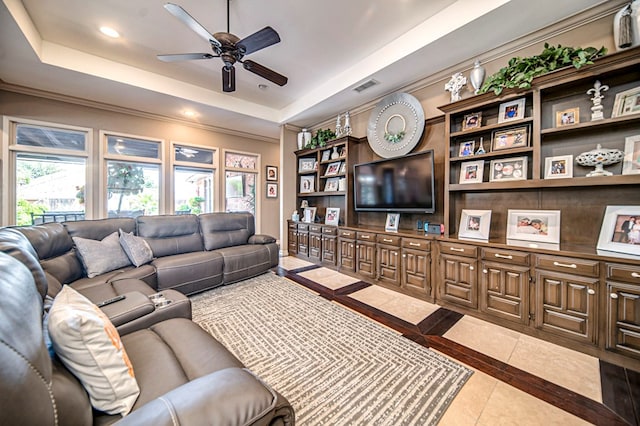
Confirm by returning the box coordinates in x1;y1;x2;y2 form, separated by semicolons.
99;26;120;38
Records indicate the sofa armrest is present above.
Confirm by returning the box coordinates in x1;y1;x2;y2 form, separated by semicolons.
248;234;276;244
116;368;292;426
99;291;154;327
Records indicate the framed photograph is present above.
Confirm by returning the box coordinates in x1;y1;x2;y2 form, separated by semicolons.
498;97;526;123
489;157;527;182
385;213;400;232
266;182;278;198
339;162;347;174
491;126;529;151
544;155;573;179
266;165;278;181
622;134;640;175
324;161;342;176
325;207;340;226
597;206;640;259
462;112;482;131
507;209;561;249
299;175;315;193
299;158;315;172
458;209;491;241
321;150;331;162
555;107;580;127
458;140;475;157
303;207;317;223
324;177;340;192
612;86;640;118
459;160;484;184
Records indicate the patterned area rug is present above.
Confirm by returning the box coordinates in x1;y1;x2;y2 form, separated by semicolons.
191;272;472;425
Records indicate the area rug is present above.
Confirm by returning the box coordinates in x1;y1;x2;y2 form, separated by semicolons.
191;272;472;425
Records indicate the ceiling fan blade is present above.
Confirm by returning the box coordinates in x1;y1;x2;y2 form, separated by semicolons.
237;27;281;55
242;60;288;86
222;65;236;92
164;3;221;48
157;53;215;62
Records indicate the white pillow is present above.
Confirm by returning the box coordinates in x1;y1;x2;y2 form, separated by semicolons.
119;229;154;267
73;232;131;278
47;286;140;415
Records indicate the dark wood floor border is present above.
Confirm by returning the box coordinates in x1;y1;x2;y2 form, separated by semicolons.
601;360;640;425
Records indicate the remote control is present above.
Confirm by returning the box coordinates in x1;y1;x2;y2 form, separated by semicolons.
97;295;126;307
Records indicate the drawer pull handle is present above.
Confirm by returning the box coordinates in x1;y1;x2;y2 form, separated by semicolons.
494;253;513;260
587;289;595;295
469;266;475;271
553;261;577;269
402;254;406;258
450;247;464;252
383;238;393;243
610;293;618;299
343;232;351;236
409;242;421;247
631;272;640;278
393;252;397;256
483;269;488;274
361;235;370;239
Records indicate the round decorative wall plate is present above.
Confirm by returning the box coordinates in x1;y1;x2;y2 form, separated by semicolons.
367;92;425;158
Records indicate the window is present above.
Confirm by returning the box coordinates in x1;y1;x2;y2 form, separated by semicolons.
171;143;216;215
2;118;91;226
102;132;162;218
224;150;259;217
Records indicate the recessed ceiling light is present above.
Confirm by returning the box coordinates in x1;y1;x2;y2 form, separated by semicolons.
258;84;268;90
100;26;120;38
183;110;197;117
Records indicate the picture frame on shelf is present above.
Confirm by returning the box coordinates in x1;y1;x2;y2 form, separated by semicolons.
612;86;640;118
299;158;315;172
622;134;640;175
491;126;529;151
597;206;640;259
555;107;580;127
324;161;341;176
321;150;331;162
339;162;347;174
459;160;484;184
266;182;278;198
462;112;482;131
506;209;561;250
544;155;573;179
458;140;475;157
266;165;278;181
458;209;491;242
324;177;340;192
299;175;315;193
385;213;400;232
325;207;340;226
489;157;527;182
498;97;526;123
303;207;317;223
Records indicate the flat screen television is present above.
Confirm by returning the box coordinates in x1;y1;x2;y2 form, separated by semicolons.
353;150;435;213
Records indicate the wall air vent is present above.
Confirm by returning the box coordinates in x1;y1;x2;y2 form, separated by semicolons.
353;79;379;93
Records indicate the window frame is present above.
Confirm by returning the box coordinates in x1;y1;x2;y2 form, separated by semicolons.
170;141;219;214
222;148;261;232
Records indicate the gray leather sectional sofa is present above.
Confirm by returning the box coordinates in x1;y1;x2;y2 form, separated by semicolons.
0;212;294;425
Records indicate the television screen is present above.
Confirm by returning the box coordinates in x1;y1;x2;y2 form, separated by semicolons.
354;150;435;213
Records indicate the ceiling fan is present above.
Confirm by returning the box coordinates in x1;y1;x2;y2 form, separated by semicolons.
157;1;288;93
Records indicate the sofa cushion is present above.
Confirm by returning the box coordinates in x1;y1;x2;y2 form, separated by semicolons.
217;244;275;283
72;276;157;303
47;286;140;416
199;212;255;250
73;232;132;278
119;229;153;267
0;227;49;297
136;214;203;257
151;251;224;295
64;218;136;241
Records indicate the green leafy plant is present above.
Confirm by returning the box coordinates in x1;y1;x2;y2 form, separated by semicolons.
106;162;146;215
307;129;336;149
479;43;607;95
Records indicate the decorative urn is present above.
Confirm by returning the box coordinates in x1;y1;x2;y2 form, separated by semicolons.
575;144;624;177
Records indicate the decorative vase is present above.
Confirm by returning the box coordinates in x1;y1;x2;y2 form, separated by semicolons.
614;1;640;51
331;146;340;160
469;60;486;94
343;112;352;136
576;144;624;177
297;129;311;150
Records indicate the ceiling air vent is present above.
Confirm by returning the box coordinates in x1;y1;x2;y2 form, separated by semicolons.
353;79;379;93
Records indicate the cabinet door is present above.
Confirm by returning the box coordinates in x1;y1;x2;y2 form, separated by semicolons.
480;261;530;324
357;241;376;279
439;254;477;309
322;235;337;266
607;281;640;359
402;248;431;296
309;233;322;261
287;224;298;255
535;270;598;344
339;238;355;272
297;231;309;256
377;244;400;287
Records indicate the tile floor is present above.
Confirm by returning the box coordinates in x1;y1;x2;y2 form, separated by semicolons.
277;256;637;425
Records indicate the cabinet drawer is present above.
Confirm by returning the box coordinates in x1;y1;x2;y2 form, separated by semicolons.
481;247;529;265
402;238;430;251
356;232;376;241
309;225;322;233
297;224;309;231
377;234;401;246
535;255;599;277
288;222;297;230
440;242;477;258
322;227;337;236
339;229;356;239
607;263;640;284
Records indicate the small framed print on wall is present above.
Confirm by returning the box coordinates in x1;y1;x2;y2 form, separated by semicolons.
266;165;278;181
266;182;278;198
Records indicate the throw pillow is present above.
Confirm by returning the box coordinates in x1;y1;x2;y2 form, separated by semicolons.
73;232;131;278
119;229;154;267
47;286;140;415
